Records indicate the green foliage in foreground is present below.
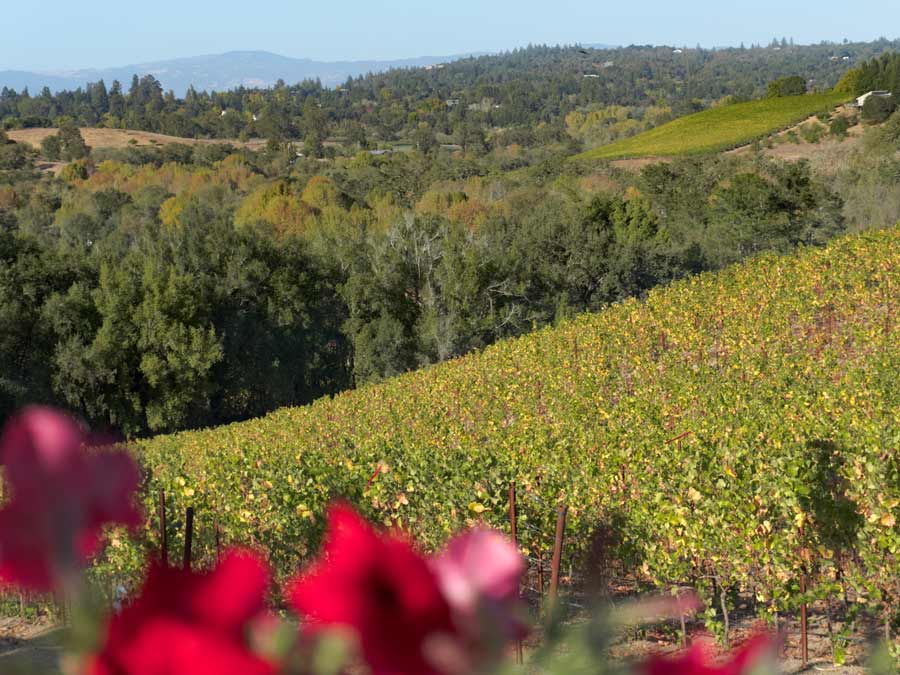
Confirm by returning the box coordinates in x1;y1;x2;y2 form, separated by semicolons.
111;226;900;630
575;92;849;160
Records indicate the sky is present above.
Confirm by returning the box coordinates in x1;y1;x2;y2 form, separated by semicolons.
3;0;899;71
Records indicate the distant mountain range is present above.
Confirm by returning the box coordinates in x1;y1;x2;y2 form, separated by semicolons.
0;50;493;96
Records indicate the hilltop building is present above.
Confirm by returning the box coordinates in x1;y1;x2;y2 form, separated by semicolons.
851;90;892;108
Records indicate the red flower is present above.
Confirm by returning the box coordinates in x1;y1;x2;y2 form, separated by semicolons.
89;549;274;675
643;634;774;675
0;407;142;591
288;504;457;675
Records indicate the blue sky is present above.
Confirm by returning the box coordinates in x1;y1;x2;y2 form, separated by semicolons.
3;0;898;70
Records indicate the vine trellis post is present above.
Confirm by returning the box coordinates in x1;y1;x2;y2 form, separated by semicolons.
508;482;523;665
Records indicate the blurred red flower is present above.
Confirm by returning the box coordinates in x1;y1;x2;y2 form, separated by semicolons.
288;504;457;675
643;634;773;675
0;407;141;591
89;549;274;675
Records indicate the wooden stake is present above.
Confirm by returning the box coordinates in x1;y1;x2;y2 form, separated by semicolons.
158;489;168;567
183;506;194;571
549;505;568;607
508;483;523;665
508;483;518;547
214;518;222;563
800;573;808;666
677;589;688;648
537;548;544;596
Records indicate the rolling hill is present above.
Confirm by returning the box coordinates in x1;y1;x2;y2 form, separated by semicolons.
117;225;900;617
575;91;849;161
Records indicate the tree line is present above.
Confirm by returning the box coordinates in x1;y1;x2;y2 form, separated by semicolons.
3;41;899;154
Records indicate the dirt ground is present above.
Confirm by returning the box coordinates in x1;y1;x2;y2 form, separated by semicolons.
0;618;63;674
754;135;860;163
517;573;875;674
609;156;674;171
608;134;861;174
585;610;869;673
32;161;67;176
7;127;267;151
726;111;865;172
0;610;875;674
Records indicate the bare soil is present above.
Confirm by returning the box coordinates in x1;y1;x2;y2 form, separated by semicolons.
609;156;674;171
565;602;870;673
518;571;874;673
726;109;865;172
0;604;874;674
0;618;63;674
32;161;67;176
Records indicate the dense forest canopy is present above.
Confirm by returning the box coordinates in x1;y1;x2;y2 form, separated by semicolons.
2;44;900;436
854;51;900;93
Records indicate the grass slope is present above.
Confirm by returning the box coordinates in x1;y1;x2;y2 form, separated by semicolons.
124;227;900;603
575;92;848;161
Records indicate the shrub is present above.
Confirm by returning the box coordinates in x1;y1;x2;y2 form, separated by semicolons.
799;121;827;143
861;95;897;124
0;137;27;170
60;160;90;182
829;116;851;138
879;110;900;147
41;133;62;160
766;76;807;98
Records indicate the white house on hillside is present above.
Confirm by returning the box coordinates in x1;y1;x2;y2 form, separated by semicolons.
853;90;892;108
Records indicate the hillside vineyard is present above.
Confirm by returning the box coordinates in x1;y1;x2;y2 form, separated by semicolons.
123;226;900;625
576;91;848;159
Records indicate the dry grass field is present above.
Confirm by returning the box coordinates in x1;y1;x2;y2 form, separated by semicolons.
7;127;267;151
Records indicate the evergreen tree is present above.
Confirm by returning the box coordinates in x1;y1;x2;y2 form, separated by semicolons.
108;80;125;118
90;80;109;114
58;120;90;160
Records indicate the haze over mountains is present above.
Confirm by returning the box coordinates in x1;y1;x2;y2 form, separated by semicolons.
0;50;490;96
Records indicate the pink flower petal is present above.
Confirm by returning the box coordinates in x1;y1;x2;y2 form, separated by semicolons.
432;528;524;613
